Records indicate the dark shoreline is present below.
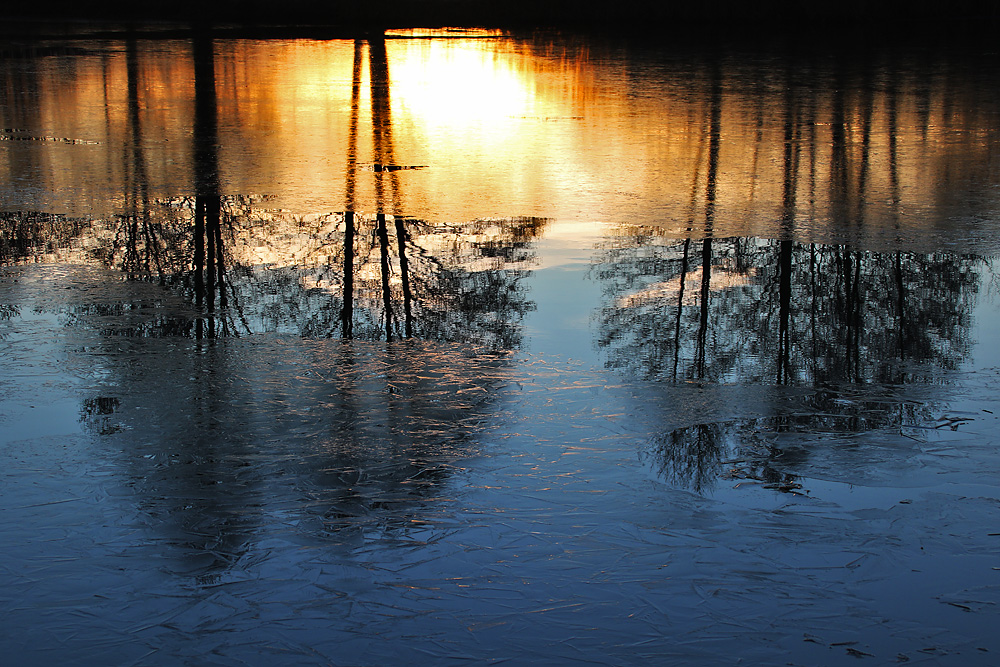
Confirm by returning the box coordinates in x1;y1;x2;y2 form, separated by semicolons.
1;0;998;40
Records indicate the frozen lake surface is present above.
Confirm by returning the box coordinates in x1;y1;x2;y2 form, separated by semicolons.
2;27;1000;665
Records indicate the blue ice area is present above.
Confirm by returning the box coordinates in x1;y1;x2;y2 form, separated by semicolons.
1;263;999;665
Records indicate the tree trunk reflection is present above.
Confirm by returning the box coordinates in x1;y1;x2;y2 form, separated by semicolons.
193;32;225;338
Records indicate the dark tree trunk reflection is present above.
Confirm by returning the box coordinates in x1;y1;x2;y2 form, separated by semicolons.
776;64;799;385
376;213;394;342
123;36;163;283
341;40;364;340
193;32;226;338
695;59;722;379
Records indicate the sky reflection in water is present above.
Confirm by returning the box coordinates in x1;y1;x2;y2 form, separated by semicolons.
2;29;1000;665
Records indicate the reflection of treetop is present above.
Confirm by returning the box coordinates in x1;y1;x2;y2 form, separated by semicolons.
44;197;546;347
0;211;91;264
595;234;981;385
649;390;933;494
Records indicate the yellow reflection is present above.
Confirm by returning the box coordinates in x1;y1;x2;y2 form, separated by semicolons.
390;40;538;129
383;28;507;38
3;35;999;249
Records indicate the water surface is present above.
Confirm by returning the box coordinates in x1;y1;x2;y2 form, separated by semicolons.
2;28;1000;665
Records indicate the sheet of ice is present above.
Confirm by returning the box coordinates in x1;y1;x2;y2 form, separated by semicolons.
2;262;999;665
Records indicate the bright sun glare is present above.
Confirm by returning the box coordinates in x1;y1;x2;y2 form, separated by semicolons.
388;39;538;131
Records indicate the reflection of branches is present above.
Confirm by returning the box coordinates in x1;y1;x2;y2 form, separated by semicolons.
650;422;727;493
596;235;982;384
290;213;545;347
650;419;803;494
74;200;545;347
0;211;91;264
0;303;20;339
405;217;544;349
650;388;933;493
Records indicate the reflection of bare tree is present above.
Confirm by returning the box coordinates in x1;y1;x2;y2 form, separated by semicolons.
83;203;541;346
652;417;804;495
296;211;544;348
62;28;539;570
118;37;162;282
65;27;534;564
649;388;934;493
405;217;544;349
694;57;722;379
341;40;364;340
87;39;183;283
192;32;228;339
595;235;981;385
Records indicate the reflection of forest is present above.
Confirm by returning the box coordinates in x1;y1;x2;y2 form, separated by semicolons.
0;32;546;348
0;204;544;346
595;235;981;385
598;233;977;493
201;204;538;346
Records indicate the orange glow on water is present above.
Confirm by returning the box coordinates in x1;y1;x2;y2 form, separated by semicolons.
2;35;998;250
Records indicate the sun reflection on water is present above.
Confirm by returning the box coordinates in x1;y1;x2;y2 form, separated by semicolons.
1;35;999;250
